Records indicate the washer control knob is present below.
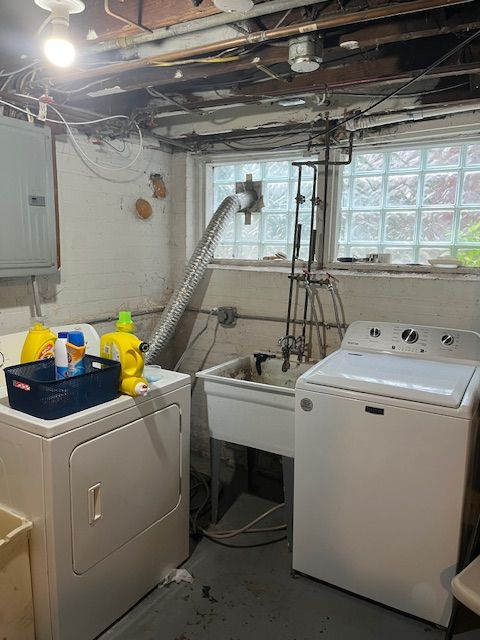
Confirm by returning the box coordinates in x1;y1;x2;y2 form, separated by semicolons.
401;328;419;344
441;334;454;346
370;327;381;338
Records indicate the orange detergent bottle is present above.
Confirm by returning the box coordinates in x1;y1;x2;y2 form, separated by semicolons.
20;322;57;363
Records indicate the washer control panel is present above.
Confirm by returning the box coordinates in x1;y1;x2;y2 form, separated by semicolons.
343;321;480;363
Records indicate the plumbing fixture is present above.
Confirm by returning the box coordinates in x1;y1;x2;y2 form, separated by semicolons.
279;131;352;369
253;352;276;376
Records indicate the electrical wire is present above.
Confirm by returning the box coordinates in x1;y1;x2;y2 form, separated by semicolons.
332;82;469;99
174;308;217;372
0;95;143;172
205;535;287;549
0;61;39;77
190;467;212;535
246;30;480;153
306;28;480;146
151;56;241;67
200;503;285;540
50;77;116;95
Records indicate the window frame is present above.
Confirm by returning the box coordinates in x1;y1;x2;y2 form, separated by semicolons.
200;150;323;268
197;136;480;275
324;138;480;273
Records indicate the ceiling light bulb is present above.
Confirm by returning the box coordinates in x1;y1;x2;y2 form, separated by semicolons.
44;37;75;67
34;0;85;67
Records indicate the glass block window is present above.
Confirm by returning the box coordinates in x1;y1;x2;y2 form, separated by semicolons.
337;143;480;266
211;159;314;260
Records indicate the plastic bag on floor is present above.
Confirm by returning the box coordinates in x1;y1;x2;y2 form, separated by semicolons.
160;569;194;586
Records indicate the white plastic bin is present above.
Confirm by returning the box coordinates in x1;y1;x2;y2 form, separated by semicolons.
0;507;34;640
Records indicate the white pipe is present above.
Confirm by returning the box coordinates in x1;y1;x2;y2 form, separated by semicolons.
346;101;480;131
90;0;325;53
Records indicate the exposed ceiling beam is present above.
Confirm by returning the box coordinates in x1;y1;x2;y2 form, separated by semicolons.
175;56;480;109
74;0;221;43
84;0;323;52
63;14;480;102
50;0;475;84
336;9;480;49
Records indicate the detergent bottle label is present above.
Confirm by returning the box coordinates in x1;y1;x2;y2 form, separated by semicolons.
39;341;55;359
56;365;68;380
67;343;86;377
112;344;121;362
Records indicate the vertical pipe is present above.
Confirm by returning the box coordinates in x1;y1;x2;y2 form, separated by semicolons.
284;165;303;340
301;164;318;343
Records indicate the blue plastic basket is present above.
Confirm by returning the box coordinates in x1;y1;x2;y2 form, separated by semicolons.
4;355;121;420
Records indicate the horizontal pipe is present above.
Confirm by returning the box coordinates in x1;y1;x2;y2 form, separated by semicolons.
346;100;480;130
90;0;324;53
192;307;347;330
53;0;474;84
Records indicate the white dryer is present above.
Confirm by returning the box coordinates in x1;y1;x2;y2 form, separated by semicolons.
293;321;480;627
0;325;190;640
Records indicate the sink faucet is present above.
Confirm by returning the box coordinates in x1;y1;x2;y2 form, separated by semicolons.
253;352;276;376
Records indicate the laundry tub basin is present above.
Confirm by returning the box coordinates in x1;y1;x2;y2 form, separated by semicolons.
196;356;315;457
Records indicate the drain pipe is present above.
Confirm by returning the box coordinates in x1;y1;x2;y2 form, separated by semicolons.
146;189;257;363
90;0;324;54
346;101;480;131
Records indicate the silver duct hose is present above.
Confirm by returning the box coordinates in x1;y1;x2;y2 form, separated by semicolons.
146;191;255;363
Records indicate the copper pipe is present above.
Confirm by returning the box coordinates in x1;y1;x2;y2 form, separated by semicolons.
55;0;474;84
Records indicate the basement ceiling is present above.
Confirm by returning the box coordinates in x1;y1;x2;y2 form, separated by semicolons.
1;0;479;151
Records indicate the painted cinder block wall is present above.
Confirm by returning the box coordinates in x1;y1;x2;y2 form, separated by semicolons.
0;134;172;336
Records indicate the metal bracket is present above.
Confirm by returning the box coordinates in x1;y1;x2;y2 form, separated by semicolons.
235;173;264;224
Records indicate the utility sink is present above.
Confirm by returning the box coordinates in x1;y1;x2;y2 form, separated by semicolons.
196;356;315;457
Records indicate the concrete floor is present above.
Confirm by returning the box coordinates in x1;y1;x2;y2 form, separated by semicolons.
99;493;480;640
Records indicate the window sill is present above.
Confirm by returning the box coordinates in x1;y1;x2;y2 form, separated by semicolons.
209;259;480;279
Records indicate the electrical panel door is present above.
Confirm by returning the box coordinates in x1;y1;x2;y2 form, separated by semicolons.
0;116;58;277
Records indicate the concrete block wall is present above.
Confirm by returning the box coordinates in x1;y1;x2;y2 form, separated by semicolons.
0;132;172;335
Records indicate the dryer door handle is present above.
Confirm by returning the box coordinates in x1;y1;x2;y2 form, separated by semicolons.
88;483;102;525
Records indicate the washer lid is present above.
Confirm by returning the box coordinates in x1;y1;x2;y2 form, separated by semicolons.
302;351;476;408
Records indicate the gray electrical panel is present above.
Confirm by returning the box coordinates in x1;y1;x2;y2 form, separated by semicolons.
0;116;58;277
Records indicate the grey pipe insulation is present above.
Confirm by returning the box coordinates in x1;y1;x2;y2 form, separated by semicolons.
146;191;256;363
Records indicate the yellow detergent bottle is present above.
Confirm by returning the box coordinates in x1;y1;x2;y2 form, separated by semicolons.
100;311;150;397
21;322;57;363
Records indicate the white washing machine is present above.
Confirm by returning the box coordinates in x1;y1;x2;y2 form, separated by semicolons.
0;325;190;640
293;321;480;627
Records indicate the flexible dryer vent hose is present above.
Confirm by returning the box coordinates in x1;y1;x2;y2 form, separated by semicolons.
146;191;255;363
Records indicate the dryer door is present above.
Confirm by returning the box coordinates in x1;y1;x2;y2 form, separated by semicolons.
70;404;181;574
